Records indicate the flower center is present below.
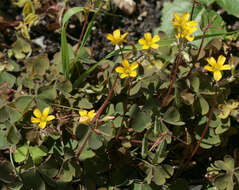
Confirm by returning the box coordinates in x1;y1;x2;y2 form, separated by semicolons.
125;68;131;74
213;64;222;72
40;116;47;123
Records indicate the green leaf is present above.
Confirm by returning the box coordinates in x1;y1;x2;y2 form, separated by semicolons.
79;149;96;161
0;107;9;122
5;106;22;123
199;0;215;6
115;102;124;115
214;174;234;190
88;132;103;150
11;95;33;113
0;130;8;150
25;54;49;76
21;169;45;190
191;76;200;93
10;37;31;59
57;80;72;94
59;162;75;182
38;85;57;101
14;144;28;163
163;107;185;126
133;184;153;190
130;81;141;96
199;96;209;115
0;161;15;183
6;125;21;145
214;155;235;171
217;0;239;18
141;134;148;159
113;116;123;128
39;158;58;178
29;145;47;164
152;164;174;185
132;111;151;132
0;71;16;88
78;98;93;109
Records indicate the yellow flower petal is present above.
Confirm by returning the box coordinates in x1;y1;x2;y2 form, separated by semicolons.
222;64;231;70
204;65;213;72
130;62;138;70
115;66;125;73
88;110;96;119
151;43;159;49
182;12;190;22
188;21;197;26
113;29;120;39
39;121;47;129
138;38;146;45
42;107;50;117
142;45;149;50
106;33;114;41
31;117;40;123
129;71;137;77
213;70;222;81
217;55;226;65
144;33;152;41
120;32;128;41
47;115;55;121
33;109;41;118
185;35;194;42
120;73;128;78
206;57;217;66
152;35;160;43
79;110;88;117
122;59;129;68
173;13;181;22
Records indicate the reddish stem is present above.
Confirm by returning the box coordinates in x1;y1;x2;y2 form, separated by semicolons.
76;75;119;157
74;8;90;57
161;54;182;107
178;87;218;175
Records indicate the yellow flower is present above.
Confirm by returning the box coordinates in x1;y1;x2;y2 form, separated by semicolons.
172;12;198;41
204;55;231;81
31;107;55;129
106;29;128;45
79;109;96;124
115;59;138;79
138;33;160;50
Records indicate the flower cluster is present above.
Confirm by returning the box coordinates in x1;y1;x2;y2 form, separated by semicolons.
172;12;198;41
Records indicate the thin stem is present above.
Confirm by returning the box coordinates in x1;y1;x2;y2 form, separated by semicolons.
9;146;22;181
74;8;90;56
186;12;218;78
190;0;197;21
118;137;155;146
119;45;125;60
161;54;182;107
53;104;80;111
116;78;132;139
76;74;119;158
178;86;218;175
161;37;183;107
